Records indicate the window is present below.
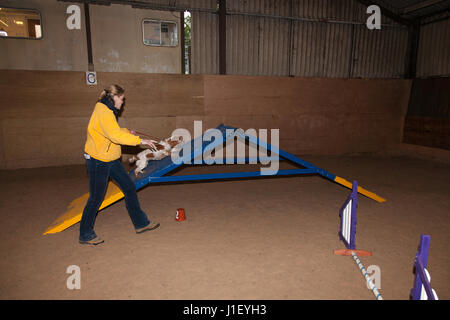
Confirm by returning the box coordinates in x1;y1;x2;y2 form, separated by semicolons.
0;7;42;39
142;19;178;47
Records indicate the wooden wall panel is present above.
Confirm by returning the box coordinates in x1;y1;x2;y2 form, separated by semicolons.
0;70;204;168
204;75;411;155
1;70;412;168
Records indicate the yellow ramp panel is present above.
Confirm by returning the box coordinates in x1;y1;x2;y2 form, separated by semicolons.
43;182;124;235
334;176;386;203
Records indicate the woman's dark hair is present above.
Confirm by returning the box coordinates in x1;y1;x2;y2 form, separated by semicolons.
99;84;125;101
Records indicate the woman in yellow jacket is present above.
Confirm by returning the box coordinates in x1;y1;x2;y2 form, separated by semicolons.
80;84;160;245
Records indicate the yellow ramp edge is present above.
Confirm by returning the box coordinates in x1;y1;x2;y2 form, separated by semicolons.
43;182;124;235
45;175;385;235
334;176;386;203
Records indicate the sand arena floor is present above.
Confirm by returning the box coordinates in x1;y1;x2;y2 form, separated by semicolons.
0;154;448;300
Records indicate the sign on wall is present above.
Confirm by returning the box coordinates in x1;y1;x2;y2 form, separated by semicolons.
86;71;97;85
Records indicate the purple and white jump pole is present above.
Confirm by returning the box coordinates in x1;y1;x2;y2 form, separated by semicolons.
410;234;439;300
334;181;383;300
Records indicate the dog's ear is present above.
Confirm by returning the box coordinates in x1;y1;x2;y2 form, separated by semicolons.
168;140;181;147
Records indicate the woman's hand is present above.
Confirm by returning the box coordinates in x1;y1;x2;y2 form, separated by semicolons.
141;139;158;151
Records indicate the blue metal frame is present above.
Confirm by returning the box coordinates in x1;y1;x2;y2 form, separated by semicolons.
130;124;338;190
233;127;337;181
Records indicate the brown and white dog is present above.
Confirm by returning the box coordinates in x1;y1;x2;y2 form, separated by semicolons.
129;136;183;177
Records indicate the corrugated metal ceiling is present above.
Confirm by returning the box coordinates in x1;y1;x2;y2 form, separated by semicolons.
368;0;450;21
57;0;217;12
60;1;450;23
57;0;448;77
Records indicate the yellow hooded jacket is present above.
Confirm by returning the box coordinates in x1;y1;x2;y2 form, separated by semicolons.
84;102;141;162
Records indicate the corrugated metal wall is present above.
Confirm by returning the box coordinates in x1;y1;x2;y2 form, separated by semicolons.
352;26;408;78
416;18;450;78
189;0;219;74
226;15;291;76
191;11;219;74
291;21;353;77
190;0;410;78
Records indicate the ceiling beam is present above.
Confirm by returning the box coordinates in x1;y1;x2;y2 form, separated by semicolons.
57;0;216;13
57;0;112;5
354;0;413;26
402;0;446;14
414;6;450;22
420;12;450;25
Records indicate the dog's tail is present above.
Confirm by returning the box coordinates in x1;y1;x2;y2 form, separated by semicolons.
129;156;137;163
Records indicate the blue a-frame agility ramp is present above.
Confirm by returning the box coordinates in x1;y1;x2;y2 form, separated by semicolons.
44;124;385;234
